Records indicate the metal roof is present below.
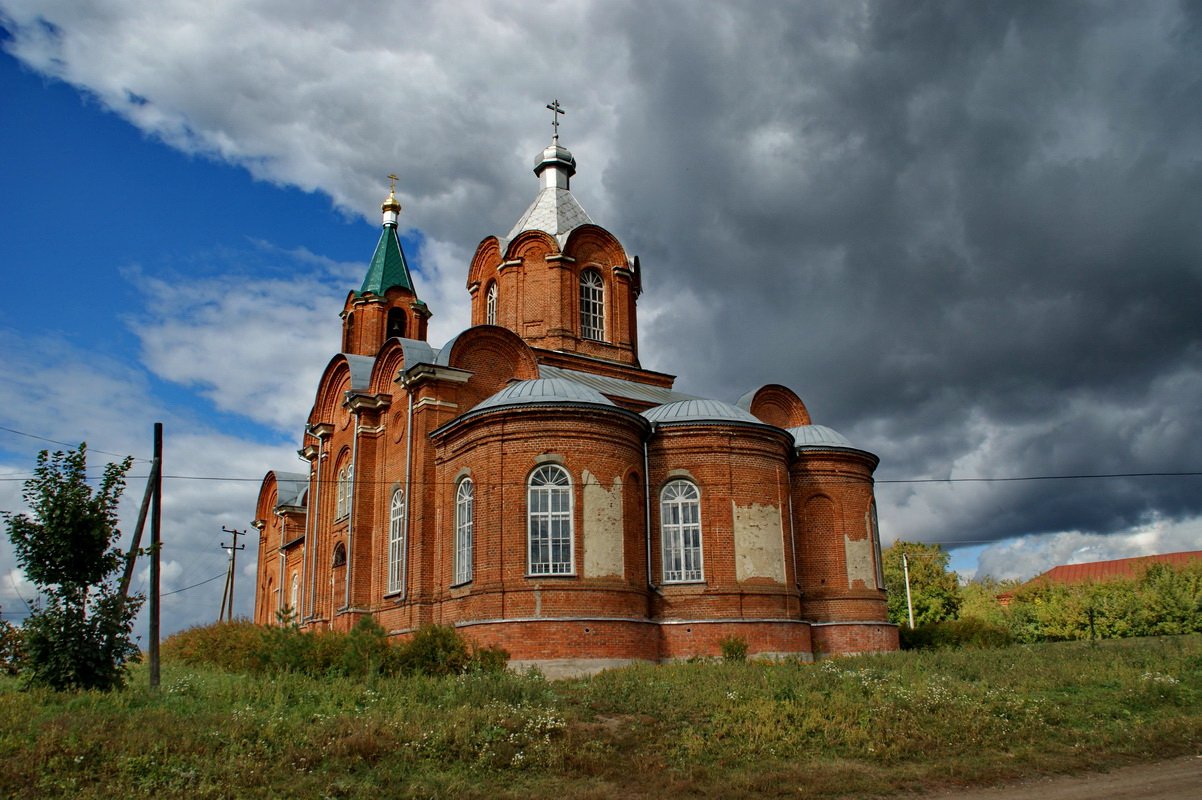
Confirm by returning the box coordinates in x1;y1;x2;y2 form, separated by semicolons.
538;365;692;406
788;424;853;449
473;378;614;412
643;398;762;425
345;354;375;390
506;187;593;245
358;222;415;297
273;471;309;509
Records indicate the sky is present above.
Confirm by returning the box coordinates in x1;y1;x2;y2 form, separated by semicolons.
2;1;1201;637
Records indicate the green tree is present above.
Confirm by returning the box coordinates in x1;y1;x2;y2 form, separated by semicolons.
3;444;143;690
958;577;1017;627
883;541;961;627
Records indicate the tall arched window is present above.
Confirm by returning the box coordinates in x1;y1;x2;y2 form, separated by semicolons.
343;313;355;352
387;307;407;339
335;466;348;519
289;572;300;615
528;464;573;575
661;479;703;583
580;269;604;341
485;282;498;326
455;478;474;584
344;464;354;518
332;542;347;567
388;489;406;594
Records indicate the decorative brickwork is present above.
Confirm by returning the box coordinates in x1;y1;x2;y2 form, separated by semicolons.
253;136;897;669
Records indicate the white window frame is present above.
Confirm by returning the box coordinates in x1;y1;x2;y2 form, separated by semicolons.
335;466;348;519
289;572;299;613
455;478;474;585
661;479;703;583
580;269;604;341
388;489;406;594
527;464;574;575
485;282;498;326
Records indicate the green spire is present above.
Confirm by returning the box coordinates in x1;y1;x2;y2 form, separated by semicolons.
358;184;416;297
358;222;415;296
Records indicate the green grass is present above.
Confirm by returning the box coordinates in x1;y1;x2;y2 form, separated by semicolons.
2;635;1200;799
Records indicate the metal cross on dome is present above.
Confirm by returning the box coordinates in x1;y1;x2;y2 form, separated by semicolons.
546;99;565;140
387;173;398;192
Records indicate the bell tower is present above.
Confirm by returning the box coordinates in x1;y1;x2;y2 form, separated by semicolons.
341;176;430;355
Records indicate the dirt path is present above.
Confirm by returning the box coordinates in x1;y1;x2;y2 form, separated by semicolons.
922;755;1202;799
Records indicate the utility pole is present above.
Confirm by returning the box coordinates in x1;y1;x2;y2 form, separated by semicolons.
902;551;915;629
219;526;246;622
149;422;162;688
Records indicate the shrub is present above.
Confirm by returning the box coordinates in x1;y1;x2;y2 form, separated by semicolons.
0;611;23;676
161;619;264;672
397;624;470;676
900;617;1013;650
720;635;748;662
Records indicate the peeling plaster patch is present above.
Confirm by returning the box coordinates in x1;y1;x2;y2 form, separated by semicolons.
845;535;874;588
583;470;624;577
733;501;785;582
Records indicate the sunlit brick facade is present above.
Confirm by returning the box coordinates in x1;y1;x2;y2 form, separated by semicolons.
253;134;897;674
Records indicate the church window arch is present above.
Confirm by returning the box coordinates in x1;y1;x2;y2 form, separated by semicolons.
332;542;347;567
335;465;348;519
387;308;407;339
343;313;355;352
289;572;300;615
527;464;573;575
661;479;703;583
580;269;604;341
387;489;406;594
455;478;474;585
485;281;498;326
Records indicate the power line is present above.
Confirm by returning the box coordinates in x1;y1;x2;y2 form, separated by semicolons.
0;424;150;462
162;572;226;597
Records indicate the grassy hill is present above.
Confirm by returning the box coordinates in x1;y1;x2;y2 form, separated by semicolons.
2;634;1200;798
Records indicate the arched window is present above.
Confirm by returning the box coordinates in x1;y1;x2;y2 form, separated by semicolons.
661;480;703;583
289;572;300;615
335;466;348;519
343;313;355;352
344;464;354;518
332;542;347;567
580;269;604;341
528;464;573;575
387;308;407;339
485;282;498;326
455;478;474;584
388;489;406;594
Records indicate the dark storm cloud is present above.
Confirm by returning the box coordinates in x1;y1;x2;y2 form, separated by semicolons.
4;0;1200;563
589;1;1202;544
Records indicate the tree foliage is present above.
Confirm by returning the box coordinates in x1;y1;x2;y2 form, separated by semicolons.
882;540;961;627
3;444;143;690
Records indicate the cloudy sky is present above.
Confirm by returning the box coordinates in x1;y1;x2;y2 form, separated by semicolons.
2;1;1200;635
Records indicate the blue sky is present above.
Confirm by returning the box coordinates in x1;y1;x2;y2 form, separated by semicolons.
2;2;1201;636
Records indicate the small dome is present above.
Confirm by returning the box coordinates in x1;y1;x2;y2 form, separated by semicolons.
381;189;401;214
474;378;614;412
534;142;577;175
643;398;761;425
788;424;853;449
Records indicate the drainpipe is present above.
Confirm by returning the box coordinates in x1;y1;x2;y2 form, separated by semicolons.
643;433;654;590
306;431;325;621
345;413;360;610
402;379;415;600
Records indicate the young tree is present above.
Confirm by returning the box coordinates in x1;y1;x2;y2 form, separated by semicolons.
882;540;961;627
3;444;143;690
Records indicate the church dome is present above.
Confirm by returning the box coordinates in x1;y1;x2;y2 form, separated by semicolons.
534;142;577;176
788;424;853;449
643;398;761;425
473;377;614;412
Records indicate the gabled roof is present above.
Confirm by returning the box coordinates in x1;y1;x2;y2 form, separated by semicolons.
1029;550;1202;586
358;223;415;296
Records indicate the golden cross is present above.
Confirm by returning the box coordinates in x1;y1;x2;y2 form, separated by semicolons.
387;173;398;193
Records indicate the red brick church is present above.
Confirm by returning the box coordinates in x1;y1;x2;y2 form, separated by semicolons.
253;114;897;673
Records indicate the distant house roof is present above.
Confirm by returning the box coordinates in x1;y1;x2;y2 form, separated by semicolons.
1030;550;1202;587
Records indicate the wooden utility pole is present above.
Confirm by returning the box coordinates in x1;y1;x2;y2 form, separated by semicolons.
219;527;246;622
